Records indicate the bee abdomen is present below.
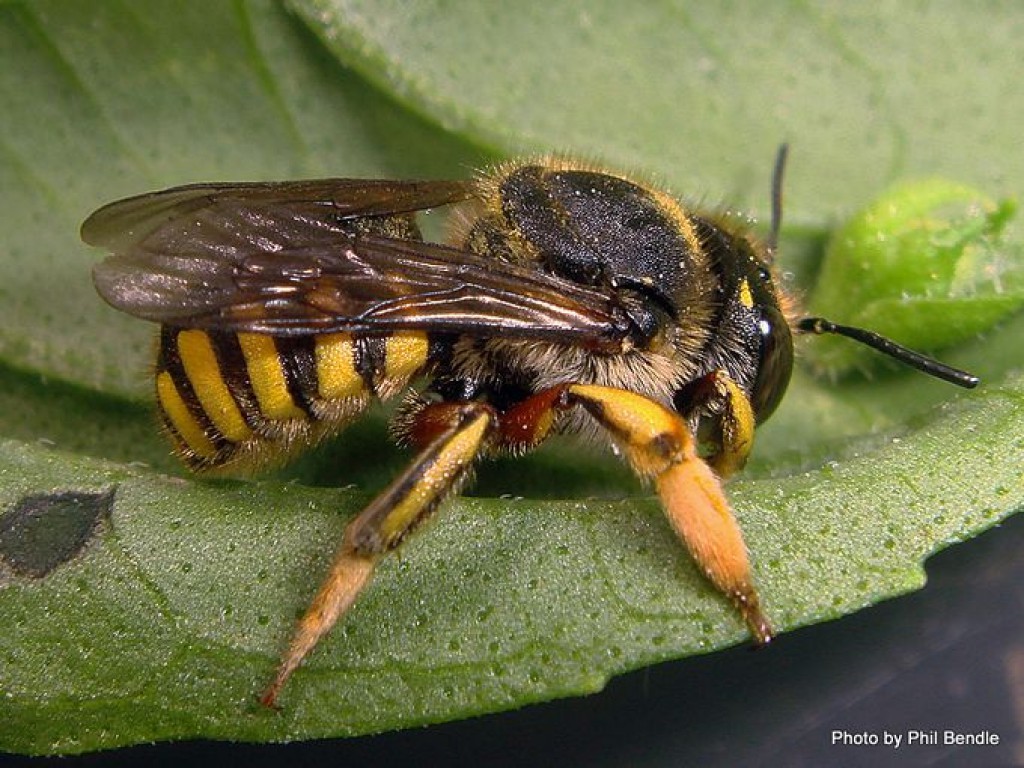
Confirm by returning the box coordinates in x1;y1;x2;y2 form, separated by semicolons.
155;327;431;472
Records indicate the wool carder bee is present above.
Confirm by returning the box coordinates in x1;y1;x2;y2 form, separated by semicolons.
82;147;978;705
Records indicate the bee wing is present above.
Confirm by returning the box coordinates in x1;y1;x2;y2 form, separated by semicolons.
81;178;474;251
86;179;631;348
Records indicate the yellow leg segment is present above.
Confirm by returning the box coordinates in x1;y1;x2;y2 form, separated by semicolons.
566;384;771;644
674;369;757;479
706;371;756;479
259;549;377;708
260;402;496;707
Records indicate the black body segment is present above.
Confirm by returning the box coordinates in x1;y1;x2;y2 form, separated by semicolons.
500;167;696;291
494;165;709;350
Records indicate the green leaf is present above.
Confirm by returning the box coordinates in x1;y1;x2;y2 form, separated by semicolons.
3;371;1023;753
290;1;1024;222
1;0;1023;756
805;180;1023;376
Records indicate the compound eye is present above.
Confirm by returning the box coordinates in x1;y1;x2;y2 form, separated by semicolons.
749;307;794;422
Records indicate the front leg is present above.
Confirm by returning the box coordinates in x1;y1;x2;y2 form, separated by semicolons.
675;369;757;478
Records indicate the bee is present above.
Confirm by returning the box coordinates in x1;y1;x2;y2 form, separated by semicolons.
81;147;978;706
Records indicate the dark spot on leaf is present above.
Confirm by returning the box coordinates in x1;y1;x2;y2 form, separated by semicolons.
0;488;115;578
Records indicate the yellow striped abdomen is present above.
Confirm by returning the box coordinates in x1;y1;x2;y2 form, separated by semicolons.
155;326;431;472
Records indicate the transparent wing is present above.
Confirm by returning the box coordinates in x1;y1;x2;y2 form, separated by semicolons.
85;178;632;348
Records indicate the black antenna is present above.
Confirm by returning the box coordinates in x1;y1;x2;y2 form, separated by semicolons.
797;317;980;389
767;143;789;258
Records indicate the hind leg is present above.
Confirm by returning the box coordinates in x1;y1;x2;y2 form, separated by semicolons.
261;400;496;706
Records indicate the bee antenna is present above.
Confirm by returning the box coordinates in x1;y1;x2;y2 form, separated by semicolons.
796;317;980;389
766;143;789;259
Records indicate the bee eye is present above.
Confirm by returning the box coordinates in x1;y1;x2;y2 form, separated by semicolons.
757;266;772;283
749;306;793;423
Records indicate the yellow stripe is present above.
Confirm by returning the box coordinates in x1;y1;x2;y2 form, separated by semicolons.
649;188;703;262
738;279;754;309
567;383;690;477
176;330;252;442
568;384;679;444
237;332;305;420
315;332;363;400
715;375;756;478
379;411;492;545
385;332;429;381
156;370;218;459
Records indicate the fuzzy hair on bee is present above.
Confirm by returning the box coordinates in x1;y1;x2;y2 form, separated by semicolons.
82;146;979;706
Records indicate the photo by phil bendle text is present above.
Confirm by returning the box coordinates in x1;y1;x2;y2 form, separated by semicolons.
832;729;1001;748
81;146;979;705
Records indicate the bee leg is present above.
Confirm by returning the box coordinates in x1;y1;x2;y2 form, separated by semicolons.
260;401;496;707
676;369;756;478
563;383;772;645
